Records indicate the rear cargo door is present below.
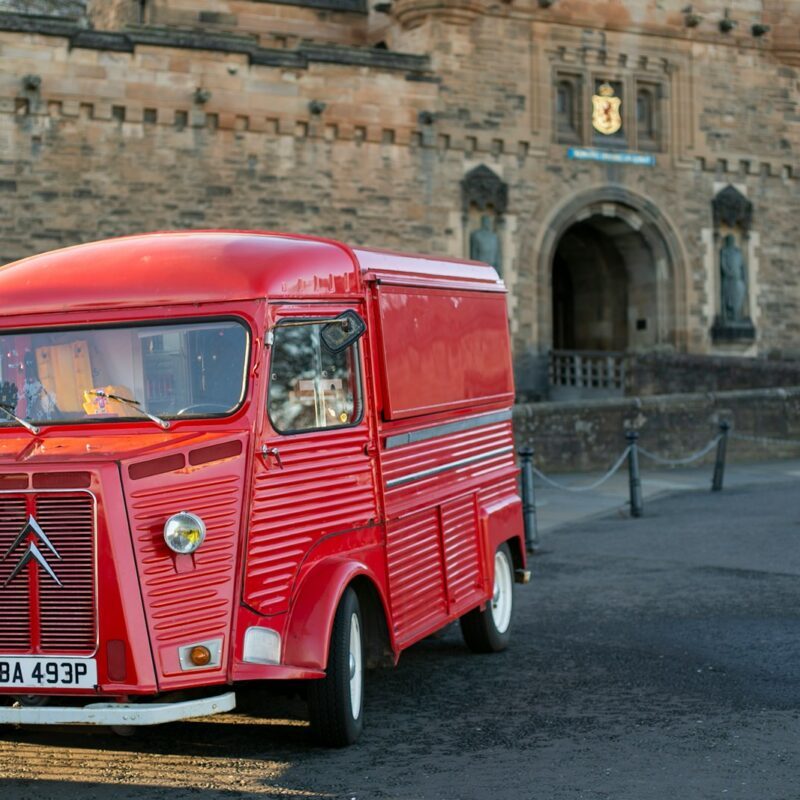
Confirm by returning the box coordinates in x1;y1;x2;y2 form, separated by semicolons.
243;304;378;616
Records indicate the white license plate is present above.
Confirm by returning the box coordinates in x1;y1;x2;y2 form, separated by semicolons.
0;657;97;689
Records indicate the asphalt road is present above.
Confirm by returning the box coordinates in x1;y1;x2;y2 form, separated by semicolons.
2;480;800;800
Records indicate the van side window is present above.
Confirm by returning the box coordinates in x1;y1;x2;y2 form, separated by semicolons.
268;321;362;433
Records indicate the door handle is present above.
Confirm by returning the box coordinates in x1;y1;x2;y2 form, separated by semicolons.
260;445;283;469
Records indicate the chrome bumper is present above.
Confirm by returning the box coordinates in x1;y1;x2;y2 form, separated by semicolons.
0;691;235;726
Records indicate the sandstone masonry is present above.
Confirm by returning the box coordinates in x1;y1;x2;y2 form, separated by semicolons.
0;0;797;393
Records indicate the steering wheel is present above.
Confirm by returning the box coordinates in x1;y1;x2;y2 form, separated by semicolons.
175;403;230;417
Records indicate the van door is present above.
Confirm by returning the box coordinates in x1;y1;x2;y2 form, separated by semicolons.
243;305;378;617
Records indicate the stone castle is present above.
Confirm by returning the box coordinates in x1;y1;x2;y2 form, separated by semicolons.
0;0;797;395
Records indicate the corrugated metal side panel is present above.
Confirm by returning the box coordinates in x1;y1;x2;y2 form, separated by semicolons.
0;496;30;651
478;474;520;507
382;419;516;517
441;495;483;613
385;508;447;644
36;494;95;653
124;460;244;649
245;427;377;615
379;417;518;642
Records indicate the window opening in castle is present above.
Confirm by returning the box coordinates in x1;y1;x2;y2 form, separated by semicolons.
636;86;658;150
555;76;581;144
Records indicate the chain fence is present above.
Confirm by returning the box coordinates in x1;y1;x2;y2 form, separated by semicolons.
530;447;632;493
518;422;800;552
637;435;722;467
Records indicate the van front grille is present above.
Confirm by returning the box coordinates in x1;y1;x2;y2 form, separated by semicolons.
0;492;96;654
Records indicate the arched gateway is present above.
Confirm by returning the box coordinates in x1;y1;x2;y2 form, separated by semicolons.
536;187;687;398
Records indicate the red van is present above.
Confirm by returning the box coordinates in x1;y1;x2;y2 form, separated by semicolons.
0;231;526;745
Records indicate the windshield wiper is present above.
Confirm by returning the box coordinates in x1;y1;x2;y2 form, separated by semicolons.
85;390;170;430
0;404;40;436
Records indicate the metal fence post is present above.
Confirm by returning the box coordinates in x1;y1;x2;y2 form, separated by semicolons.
711;420;730;492
626;430;643;518
518;445;539;552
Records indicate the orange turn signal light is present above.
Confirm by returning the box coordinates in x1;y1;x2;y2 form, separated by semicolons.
189;645;212;667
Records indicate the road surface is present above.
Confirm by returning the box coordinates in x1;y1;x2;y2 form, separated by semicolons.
2;480;800;799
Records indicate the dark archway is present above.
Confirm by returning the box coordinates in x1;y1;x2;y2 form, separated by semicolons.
552;218;631;351
551;213;664;352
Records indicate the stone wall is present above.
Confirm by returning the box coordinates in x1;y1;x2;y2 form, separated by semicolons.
0;2;797;388
625;353;800;396
513;387;800;473
0;0;85;16
85;1;136;29
84;0;373;47
0;15;435;263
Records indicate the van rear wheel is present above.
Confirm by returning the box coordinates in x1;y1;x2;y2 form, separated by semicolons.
307;586;364;747
460;542;514;653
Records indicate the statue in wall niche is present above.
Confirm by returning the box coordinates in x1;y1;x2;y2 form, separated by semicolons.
719;234;747;322
710;188;755;343
469;214;502;276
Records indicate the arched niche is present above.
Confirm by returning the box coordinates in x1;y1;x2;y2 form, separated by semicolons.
535;186;687;357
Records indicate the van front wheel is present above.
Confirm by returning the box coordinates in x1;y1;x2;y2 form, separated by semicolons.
460;542;514;653
307;587;364;746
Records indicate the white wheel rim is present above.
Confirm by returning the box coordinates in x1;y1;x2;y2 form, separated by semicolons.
348;612;363;720
491;550;513;634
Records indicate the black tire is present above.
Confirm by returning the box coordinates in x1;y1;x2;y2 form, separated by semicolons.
307;586;364;747
460;542;515;654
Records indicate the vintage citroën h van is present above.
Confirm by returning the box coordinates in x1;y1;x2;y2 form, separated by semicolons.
0;231;526;745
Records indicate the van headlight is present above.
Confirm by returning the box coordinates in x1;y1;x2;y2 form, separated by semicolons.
164;512;206;554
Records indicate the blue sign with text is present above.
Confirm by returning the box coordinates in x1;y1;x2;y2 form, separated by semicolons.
567;147;656;166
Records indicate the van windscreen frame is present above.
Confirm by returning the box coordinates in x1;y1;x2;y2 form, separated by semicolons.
0;316;251;427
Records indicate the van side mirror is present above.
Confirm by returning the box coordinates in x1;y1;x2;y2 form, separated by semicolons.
320;310;366;353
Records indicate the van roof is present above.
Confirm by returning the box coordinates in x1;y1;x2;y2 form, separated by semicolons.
0;231;502;317
353;246;501;288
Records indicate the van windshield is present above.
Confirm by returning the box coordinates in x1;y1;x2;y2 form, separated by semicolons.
0;319;249;427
